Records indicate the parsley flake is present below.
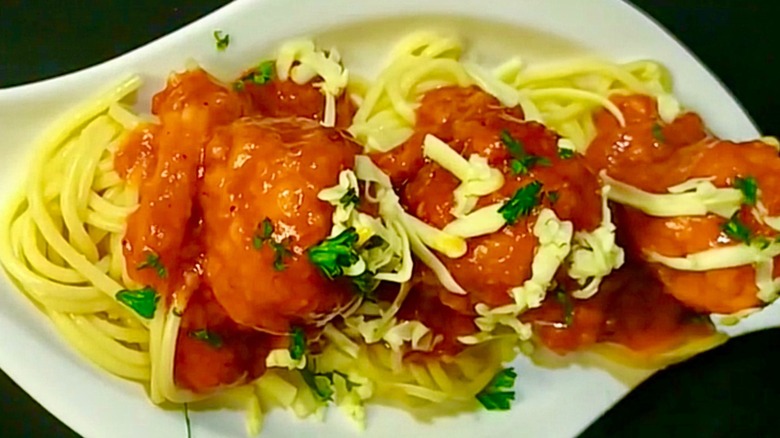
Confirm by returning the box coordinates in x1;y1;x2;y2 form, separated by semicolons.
557;148;575;159
189;329;223;348
498;181;544;225
115;287;159;319
339;188;360;208
298;368;360;402
555;289;574;327
547;191;560;204
351;270;379;298
722;213;752;243
289;326;306;361
213;30;230;51
308;228;361;279
476;368;517;411
136;251;167;279
734;176;758;206
500;130;551;175
234;60;275;90
252;219;293;271
271;239;293;271
651;123;666;143
300;368;335;402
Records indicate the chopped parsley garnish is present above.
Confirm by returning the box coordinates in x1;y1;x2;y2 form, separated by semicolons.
271;239;293;271
253;218;293;271
500;130;551;175
498;181;544;225
189;329;223;348
722;213;752;243
213;30;230;51
299;368;360;402
651;123;666;143
557;148;575;159
332;370;360;391
115;287;159;319
308;227;361;279
734;176;758;206
555;289;574;327
362;235;385;251
300;368;335;402
351;270;379;298
339;188;360;208
234;60;276;90
547;191;560;205
289;326;306;361
476;367;517;411
136;251;167;279
253;218;274;249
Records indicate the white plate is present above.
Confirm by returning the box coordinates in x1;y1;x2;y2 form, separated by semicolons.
0;0;774;437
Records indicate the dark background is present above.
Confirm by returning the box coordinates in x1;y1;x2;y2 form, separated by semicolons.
1;1;779;437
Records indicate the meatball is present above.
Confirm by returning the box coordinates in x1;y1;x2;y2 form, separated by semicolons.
587;94;780;313
200;116;361;333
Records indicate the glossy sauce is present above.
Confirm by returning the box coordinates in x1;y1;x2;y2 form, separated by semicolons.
385;86;603;314
117;68;357;392
587;94;780;313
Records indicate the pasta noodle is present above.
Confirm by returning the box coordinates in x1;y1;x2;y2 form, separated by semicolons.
0;30;758;436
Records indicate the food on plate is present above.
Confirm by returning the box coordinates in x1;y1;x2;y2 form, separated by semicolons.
1;31;776;433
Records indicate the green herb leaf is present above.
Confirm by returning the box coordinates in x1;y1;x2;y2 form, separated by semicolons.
331;370;360;392
308;227;361;279
115;287;159;319
253;218;274;249
734;176;758;206
136;251;167;279
498;181;543;225
361;235;385;251
271;239;293;271
253;219;293;270
547;191;560;204
500;130;551;175
557;148;575;159
339;188;360;208
289;326;306;361
213;30;230;51
722;213;752;243
651;123;666;143
189;329;223;348
476;367;517;411
351;270;379;298
555;289;574;327
234;60;276;90
299;368;335;402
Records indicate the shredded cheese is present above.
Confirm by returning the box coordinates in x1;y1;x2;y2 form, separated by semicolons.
422;135;504;217
601;171;742;218
510;208;573;308
353;155;468;294
458;208;573;345
568;185;625;299
442;203;505;238
276;40;348;127
265;349;306;370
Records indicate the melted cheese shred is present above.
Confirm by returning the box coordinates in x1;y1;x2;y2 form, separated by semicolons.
0;76;151;381
350;32;678;154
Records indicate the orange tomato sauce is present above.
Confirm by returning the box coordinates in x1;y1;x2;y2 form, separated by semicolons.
587;94;780;314
376;89;719;357
118;67;739;391
116;68;358;392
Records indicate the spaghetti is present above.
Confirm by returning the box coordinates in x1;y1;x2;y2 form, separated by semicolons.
0;31;773;435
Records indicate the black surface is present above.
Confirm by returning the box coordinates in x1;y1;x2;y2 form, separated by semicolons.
1;1;779;437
